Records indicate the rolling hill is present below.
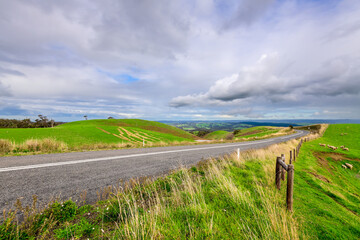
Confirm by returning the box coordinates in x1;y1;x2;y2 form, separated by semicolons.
0;119;196;154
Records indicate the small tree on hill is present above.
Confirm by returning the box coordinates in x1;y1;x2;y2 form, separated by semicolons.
84;115;88;120
233;129;241;135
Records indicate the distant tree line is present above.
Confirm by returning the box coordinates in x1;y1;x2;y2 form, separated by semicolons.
0;115;62;128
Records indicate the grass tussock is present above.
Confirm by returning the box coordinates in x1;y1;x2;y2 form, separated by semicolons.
0;137;307;239
0;138;68;155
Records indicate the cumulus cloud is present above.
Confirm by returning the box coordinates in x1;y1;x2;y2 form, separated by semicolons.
170;53;298;107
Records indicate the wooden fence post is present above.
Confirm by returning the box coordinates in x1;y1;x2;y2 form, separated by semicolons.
289;150;292;164
287;164;294;211
276;157;281;190
293;149;296;162
281;154;286;181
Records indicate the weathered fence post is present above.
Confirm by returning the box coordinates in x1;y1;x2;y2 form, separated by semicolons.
287;164;294;211
289;150;292;164
276;157;281;190
281;154;286;181
293;149;296;162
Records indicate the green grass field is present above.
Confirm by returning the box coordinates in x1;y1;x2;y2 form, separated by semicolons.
203;126;287;141
0;119;195;146
293;124;360;239
204;130;231;140
234;126;281;139
0;119;196;155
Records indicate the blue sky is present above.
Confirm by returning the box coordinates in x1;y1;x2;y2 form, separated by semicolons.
0;0;359;121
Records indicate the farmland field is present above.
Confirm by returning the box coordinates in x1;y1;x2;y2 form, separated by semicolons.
0;119;195;152
294;124;360;239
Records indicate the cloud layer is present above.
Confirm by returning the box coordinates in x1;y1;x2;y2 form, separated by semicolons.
1;0;360;120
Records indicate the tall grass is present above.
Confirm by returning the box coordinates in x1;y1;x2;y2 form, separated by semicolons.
0;138;68;155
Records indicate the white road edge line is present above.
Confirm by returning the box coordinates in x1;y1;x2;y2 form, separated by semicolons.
0;132;304;173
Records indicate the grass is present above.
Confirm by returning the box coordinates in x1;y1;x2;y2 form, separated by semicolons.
204;130;231;140
1;124;359;239
0;135;305;239
293;124;360;239
234;126;280;139
0;119;195;155
203;126;293;141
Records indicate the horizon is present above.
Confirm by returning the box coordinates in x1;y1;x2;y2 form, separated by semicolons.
1;0;360;121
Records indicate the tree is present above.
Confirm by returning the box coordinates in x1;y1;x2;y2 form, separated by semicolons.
233;129;241;135
108;116;114;119
84;115;88;120
35;115;49;128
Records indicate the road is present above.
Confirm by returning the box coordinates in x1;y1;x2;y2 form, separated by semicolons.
0;130;307;211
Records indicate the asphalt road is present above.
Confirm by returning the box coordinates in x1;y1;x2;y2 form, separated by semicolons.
0;130;307;211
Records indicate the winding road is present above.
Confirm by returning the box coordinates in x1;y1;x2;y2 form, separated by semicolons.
0;130;307;210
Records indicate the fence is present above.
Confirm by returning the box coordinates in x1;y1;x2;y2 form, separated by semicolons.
275;137;309;211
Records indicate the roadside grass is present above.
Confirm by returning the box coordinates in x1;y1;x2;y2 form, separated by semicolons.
0;137;305;239
293;124;360;239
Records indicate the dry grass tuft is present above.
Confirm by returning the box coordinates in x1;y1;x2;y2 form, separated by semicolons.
0;139;14;153
20;138;68;152
0;138;68;155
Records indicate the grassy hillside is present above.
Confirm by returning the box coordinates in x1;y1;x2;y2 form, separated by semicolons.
204;130;231;140
201;126;293;141
0;119;195;155
293;124;360;239
235;126;278;139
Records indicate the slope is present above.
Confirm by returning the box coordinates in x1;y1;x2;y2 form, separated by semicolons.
294;124;360;239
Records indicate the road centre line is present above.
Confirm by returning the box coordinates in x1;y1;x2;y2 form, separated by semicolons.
0;139;275;173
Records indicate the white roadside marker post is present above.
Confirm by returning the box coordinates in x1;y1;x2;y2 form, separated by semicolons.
143;139;145;147
237;148;240;161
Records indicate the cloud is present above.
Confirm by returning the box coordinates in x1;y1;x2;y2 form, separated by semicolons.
170;53;297;107
1;0;360;120
222;0;275;29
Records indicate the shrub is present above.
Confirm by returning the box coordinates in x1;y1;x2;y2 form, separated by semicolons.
43;200;78;223
233;129;241;135
225;133;234;140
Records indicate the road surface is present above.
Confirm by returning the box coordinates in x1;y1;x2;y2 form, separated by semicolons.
0;130;307;210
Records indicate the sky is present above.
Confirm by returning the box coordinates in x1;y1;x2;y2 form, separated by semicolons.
0;0;360;121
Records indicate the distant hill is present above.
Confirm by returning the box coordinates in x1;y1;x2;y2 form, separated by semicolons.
161;120;300;132
161;119;360;132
